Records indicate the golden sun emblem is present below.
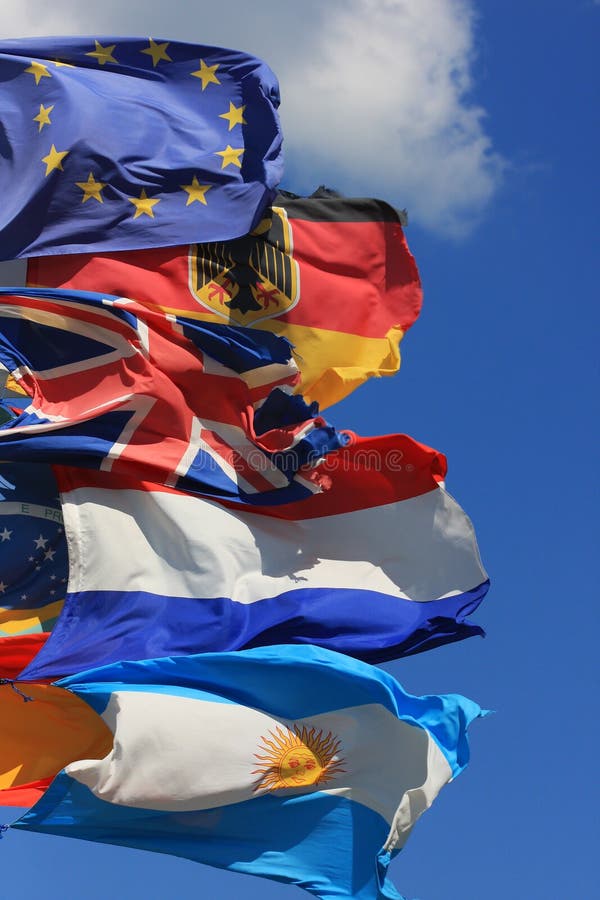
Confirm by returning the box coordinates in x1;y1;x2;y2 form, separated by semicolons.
253;724;345;793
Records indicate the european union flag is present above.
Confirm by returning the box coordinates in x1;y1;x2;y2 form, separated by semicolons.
0;37;283;259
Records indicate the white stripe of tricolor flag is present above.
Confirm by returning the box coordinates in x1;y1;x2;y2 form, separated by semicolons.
62;480;487;602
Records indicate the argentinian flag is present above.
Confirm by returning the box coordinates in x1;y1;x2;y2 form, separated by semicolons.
13;646;484;900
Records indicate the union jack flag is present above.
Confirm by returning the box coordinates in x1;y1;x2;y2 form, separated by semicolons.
0;287;344;504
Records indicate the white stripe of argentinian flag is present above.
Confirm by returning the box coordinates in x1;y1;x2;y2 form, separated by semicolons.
65;689;451;852
63;482;487;602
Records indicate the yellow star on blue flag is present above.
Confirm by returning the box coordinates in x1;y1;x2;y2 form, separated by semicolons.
0;36;283;259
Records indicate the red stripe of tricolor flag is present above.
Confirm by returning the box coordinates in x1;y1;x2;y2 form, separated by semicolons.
56;432;447;519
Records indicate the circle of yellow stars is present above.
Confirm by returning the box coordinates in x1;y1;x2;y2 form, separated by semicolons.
23;39;250;221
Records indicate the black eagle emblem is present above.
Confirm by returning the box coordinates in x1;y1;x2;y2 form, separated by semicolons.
189;206;299;323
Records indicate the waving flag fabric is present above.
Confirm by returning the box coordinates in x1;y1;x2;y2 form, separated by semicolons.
0;462;67;637
0;778;51;808
14;646;483;899
28;190;422;409
0;678;112;808
21;433;488;681
0;633;48;679
0;287;344;504
0;36;283;260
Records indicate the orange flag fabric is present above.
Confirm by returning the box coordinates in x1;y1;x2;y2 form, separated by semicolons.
0;680;112;807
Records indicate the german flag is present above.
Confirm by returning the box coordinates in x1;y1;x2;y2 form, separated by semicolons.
27;190;422;410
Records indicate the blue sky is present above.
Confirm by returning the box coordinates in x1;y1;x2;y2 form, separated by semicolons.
1;2;598;898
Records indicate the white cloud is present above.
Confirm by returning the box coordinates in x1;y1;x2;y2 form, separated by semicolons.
0;0;503;236
278;0;504;235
